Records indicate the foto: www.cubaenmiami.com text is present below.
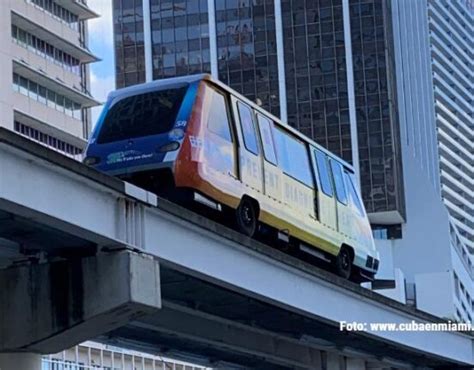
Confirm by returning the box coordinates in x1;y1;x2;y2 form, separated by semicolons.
340;320;472;332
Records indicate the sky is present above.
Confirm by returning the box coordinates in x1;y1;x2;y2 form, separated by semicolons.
88;0;116;124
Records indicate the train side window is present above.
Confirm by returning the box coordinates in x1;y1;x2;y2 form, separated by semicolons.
208;90;232;142
314;150;333;197
256;114;277;165
330;159;348;205
345;172;365;216
275;127;313;187
237;102;259;154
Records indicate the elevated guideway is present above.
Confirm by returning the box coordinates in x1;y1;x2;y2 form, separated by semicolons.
0;128;473;369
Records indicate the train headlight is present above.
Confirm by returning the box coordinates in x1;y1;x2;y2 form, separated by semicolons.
168;128;185;141
83;156;101;165
158;141;180;152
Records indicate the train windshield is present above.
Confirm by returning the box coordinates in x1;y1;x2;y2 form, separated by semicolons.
97;86;188;144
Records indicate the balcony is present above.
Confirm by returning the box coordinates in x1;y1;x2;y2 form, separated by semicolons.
368;210;405;225
13;59;99;108
11;11;99;64
54;0;99;20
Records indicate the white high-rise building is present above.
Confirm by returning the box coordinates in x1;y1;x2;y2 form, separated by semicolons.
0;0;100;159
428;0;474;253
376;0;474;324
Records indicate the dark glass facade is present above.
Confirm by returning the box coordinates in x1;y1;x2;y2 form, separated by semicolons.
216;0;280;116
114;0;146;88
349;0;404;217
112;0;405;220
150;0;211;79
281;0;404;218
281;0;351;162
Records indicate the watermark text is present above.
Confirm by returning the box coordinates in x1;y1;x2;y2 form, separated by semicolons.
339;320;472;332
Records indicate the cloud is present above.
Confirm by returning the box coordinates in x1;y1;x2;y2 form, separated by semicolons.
88;0;113;47
90;71;115;125
88;0;115;78
87;0;116;126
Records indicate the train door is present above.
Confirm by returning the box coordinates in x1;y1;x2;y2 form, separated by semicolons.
230;97;263;193
312;149;337;230
204;86;237;180
329;159;352;236
255;113;282;201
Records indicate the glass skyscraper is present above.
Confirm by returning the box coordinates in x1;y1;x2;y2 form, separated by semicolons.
114;0;146;87
150;0;211;79
112;0;412;226
279;0;404;220
217;0;281;116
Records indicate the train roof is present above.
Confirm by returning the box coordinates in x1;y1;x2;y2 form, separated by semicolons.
107;74;207;100
108;74;354;172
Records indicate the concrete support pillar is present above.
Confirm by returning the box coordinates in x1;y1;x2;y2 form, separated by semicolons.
0;353;42;369
0;250;161;354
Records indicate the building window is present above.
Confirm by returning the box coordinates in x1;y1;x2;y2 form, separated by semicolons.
14;121;83;160
149;0;210;81
282;0;350;163
42;358;88;369
11;25;81;76
28;0;79;31
372;228;388;240
114;0;146;88
371;224;403;239
12;73;82;119
216;1;279;116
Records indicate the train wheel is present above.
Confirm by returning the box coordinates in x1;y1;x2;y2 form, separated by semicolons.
236;197;258;237
335;247;352;280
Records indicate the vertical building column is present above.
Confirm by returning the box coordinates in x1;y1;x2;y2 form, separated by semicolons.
207;0;218;78
342;0;361;186
143;0;153;82
0;353;42;369
0;5;14;132
274;0;288;122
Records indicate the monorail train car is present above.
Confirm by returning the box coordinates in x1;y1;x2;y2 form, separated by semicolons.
84;74;379;282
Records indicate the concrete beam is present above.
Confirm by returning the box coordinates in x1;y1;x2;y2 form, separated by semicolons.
0;250;161;354
127;302;327;369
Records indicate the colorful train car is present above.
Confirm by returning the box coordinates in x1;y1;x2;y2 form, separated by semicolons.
84;74;379;282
